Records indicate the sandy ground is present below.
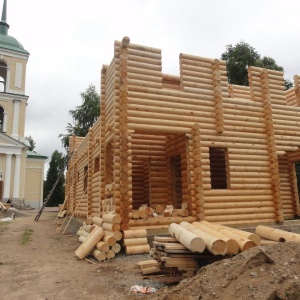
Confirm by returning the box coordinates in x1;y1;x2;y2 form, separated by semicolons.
0;210;160;300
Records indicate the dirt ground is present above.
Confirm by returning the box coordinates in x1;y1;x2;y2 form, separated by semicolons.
0;210;159;300
1;210;300;300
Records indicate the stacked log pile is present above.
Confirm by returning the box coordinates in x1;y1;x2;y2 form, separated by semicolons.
136;260;160;275
75;213;122;261
149;236;214;277
140;221;260;278
131;204;190;220
139;222;300;279
123;229;150;255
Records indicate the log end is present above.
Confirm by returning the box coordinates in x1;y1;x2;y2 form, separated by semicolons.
121;36;130;48
190;237;206;253
226;240;240;255
242;240;257;251
212;240;227;256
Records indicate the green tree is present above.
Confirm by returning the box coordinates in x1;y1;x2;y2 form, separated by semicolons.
59;84;100;150
221;41;293;90
255;56;293;90
221;41;260;86
26;135;36;151
43;150;65;207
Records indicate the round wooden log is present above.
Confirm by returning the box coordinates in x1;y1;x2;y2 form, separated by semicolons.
123;237;148;247
92;216;104;227
121;223;130;231
168;223;205;253
102;213;121;224
103;235;116;246
106;249;116;260
83;224;95;233
180;221;227;255
260;238;278;246
84;218;93;225
123;229;147;239
128;216;197;227
204;213;275;223
102;222;121;232
139;210;149;219
111;243;122;254
77;227;83;237
78;236;87;243
204;222;261;246
192;222;239;255
155;205;165;214
125;244;150;255
199;221;256;251
255;225;300;242
132;210;141;219
104;230;123;241
93;249;107;261
96;241;110;253
172;209;189;217
75;227;105;260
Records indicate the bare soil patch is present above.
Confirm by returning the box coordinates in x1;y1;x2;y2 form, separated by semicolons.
0;211;159;300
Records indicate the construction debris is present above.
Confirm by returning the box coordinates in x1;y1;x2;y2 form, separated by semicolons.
0;213;15;222
130;285;157;294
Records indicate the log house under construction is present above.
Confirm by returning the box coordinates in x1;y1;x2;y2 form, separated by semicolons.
65;36;300;229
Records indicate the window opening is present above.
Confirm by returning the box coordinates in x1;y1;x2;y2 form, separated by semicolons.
209;147;228;189
0;106;3;132
83;166;88;193
0;61;7;92
94;157;100;173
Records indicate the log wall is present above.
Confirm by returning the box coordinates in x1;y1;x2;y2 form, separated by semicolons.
65;37;300;227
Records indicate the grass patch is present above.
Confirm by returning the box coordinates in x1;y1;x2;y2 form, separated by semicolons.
20;228;34;245
0;261;16;266
0;222;9;235
52;235;62;241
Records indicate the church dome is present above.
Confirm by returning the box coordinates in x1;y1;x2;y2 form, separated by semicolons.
0;33;28;54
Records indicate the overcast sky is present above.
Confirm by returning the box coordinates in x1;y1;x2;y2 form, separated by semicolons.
6;0;300;168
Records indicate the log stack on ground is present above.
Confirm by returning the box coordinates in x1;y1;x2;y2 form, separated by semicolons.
142;221;263;278
75;213;123;261
123;229;150;255
148;235;215;278
136;260;161;276
75;226;105;259
193;221;259;251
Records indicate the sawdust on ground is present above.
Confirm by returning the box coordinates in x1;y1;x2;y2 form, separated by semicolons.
1;210;300;300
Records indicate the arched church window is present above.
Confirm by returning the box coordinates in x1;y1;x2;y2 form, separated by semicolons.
0;61;7;92
0;106;4;132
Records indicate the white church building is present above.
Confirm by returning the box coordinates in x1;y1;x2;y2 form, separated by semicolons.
0;0;47;208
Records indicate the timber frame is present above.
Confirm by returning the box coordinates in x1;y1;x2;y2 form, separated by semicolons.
65;36;300;229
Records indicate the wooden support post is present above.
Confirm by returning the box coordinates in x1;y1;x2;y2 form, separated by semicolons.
212;59;225;133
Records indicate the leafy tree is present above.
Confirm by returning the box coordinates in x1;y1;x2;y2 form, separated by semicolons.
255;56;293;90
59;84;100;150
43;150;65;207
221;41;260;86
26;135;36;151
221;41;292;90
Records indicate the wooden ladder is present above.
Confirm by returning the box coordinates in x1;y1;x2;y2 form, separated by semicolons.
34;153;71;222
